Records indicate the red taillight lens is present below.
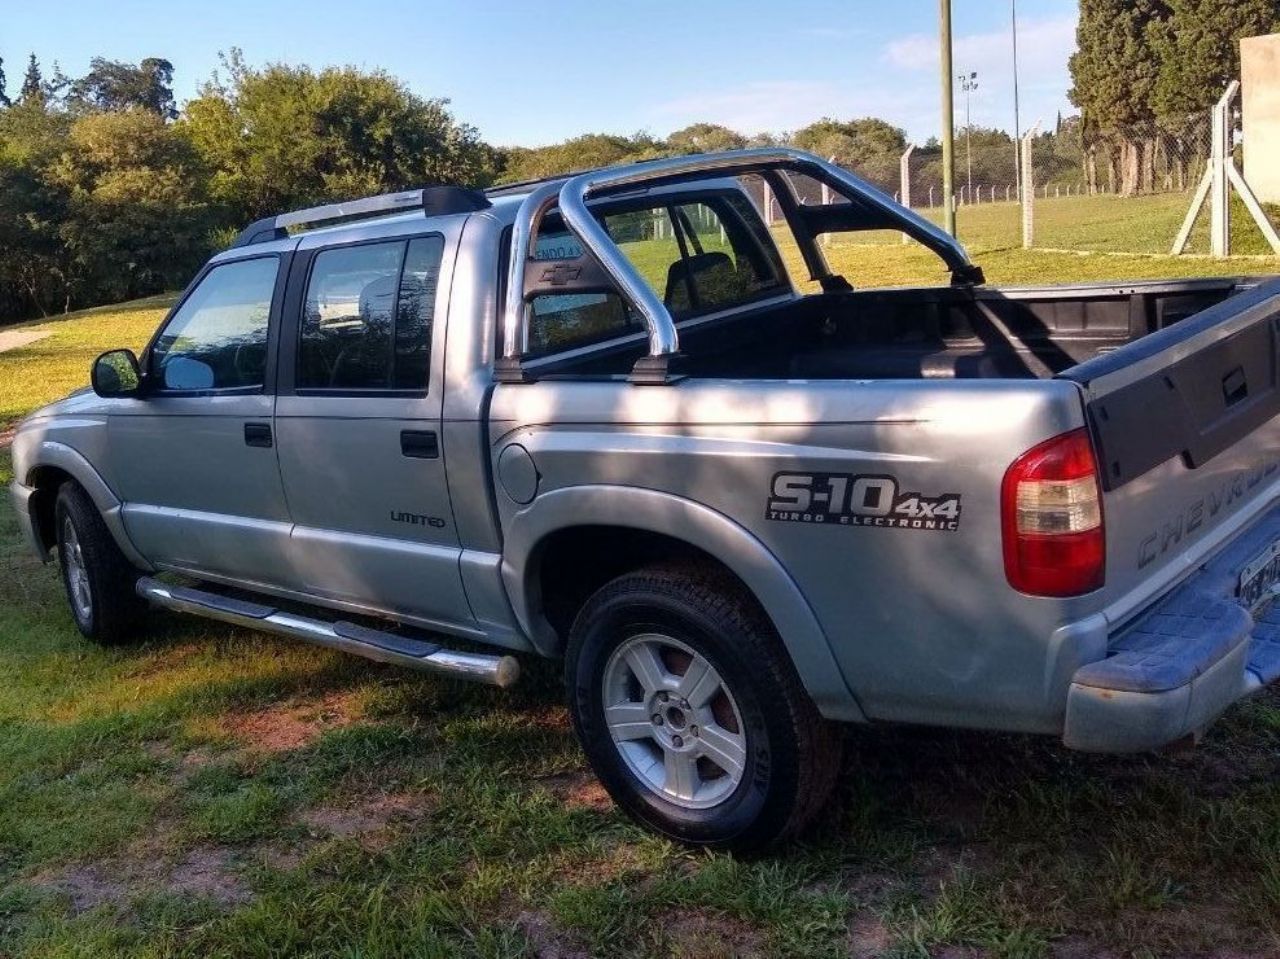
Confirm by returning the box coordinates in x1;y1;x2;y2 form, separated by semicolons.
1001;428;1105;597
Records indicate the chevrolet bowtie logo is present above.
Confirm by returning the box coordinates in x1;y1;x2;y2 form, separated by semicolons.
540;263;582;286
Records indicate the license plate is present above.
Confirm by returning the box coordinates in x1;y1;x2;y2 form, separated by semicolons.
1238;539;1280;613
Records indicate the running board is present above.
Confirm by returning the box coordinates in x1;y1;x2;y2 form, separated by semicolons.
135;577;519;688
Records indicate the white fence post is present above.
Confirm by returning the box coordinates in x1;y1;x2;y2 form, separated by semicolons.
1021;125;1038;249
1173;80;1280;257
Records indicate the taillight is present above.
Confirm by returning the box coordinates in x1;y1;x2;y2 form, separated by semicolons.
1001;428;1105;597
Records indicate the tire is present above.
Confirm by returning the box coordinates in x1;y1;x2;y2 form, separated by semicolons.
565;563;841;850
54;481;144;645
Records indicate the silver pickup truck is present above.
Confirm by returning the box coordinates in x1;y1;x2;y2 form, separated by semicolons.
10;149;1280;849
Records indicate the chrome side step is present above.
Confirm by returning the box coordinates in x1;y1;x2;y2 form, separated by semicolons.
136;577;519;688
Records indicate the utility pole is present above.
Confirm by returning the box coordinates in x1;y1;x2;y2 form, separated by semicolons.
1011;0;1023;200
959;71;978;200
940;0;956;236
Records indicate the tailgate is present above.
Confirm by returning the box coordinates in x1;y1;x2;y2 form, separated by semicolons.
1061;277;1280;607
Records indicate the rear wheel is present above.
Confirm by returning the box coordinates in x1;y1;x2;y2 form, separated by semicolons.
565;564;841;850
54;482;144;645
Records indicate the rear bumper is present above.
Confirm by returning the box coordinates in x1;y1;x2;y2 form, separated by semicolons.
1064;505;1280;752
8;479;47;561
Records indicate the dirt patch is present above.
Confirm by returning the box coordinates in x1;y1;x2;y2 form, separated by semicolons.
35;845;250;915
144;741;219;782
514;909;591;959
536;770;613;812
847;911;894;958
300;790;432;848
663;911;766;959
0;330;49;355
221;691;361;753
0;427;13;449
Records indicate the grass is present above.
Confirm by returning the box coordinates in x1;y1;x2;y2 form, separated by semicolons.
904;192;1280;258
2;245;1280;957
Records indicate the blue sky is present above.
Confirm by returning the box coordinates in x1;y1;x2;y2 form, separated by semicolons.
2;0;1079;146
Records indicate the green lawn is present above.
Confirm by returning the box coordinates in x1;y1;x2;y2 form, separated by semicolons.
894;192;1280;258
3;250;1280;957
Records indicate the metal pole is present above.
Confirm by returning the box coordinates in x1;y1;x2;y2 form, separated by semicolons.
1012;0;1022;201
1210;85;1231;257
941;0;956;236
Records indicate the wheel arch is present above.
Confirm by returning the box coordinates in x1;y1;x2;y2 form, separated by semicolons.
22;441;150;570
501;485;865;722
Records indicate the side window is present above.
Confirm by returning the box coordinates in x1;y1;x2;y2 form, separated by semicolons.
527;228;638;354
151;257;279;391
663;196;787;314
523;192;792;357
298;236;444;391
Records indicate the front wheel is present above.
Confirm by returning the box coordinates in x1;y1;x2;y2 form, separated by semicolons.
565;564;841;850
54;482;144;645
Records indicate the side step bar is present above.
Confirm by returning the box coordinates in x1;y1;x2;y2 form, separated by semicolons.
136;577;519;688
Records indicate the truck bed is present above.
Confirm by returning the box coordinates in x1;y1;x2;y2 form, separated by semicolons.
539;277;1258;382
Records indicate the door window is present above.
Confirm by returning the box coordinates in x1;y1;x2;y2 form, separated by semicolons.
525;192;789;356
299;236;444;391
151;256;279;391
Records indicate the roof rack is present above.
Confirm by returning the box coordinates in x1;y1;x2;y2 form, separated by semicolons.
231;185;493;248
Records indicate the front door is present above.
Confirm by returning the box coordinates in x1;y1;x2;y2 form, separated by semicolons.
272;227;473;632
111;253;295;585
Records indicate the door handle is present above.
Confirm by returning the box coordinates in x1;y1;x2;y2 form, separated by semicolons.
400;429;439;459
244;422;273;448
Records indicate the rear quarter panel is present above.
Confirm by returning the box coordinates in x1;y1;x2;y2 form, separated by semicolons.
491;377;1095;732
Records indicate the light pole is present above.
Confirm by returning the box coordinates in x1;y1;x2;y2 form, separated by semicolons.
959;71;978;200
940;0;956;236
1012;0;1023;200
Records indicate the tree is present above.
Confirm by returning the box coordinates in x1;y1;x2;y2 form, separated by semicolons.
0;101;75;315
1150;0;1280;122
70;57;177;119
1069;0;1170;195
0;57;10;109
666;123;746;154
49;110;213;305
497;131;665;182
792;117;906;168
19;54;43;105
181;51;496;221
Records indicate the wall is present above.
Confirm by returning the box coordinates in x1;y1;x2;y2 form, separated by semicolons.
1242;33;1280;204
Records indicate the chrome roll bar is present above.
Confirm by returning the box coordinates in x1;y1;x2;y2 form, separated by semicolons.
500;147;974;373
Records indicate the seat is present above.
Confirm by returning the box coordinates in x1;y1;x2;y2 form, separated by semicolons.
664;252;750;314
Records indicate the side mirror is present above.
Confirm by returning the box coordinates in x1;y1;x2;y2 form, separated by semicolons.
91;349;143;398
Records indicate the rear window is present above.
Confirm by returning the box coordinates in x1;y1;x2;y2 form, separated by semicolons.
527;191;788;356
298;236;444;390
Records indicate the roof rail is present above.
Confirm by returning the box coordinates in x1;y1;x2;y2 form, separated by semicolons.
231;185;492;248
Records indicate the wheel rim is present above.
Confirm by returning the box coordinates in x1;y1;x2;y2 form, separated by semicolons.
602;633;748;810
62;517;93;622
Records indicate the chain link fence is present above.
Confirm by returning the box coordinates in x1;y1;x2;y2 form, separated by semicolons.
742;99;1277;261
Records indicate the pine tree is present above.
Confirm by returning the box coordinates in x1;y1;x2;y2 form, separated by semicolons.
1069;0;1170;195
1151;0;1280;122
0;57;10;108
19;53;43;104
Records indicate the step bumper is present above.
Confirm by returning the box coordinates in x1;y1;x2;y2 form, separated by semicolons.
1064;506;1280;753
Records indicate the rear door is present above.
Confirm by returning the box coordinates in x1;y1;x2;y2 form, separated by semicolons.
1063;278;1280;607
273;223;474;632
112;253;295;585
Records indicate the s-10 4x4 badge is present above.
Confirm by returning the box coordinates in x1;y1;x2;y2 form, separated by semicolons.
767;472;962;533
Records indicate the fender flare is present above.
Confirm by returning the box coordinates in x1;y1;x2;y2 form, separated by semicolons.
501;484;866;722
22;440;152;570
